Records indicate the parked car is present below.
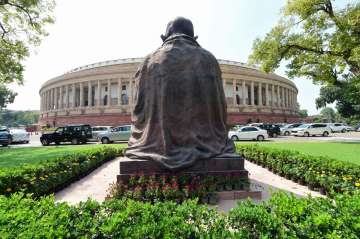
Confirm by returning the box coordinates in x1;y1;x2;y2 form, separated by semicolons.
90;126;113;142
280;123;303;136
257;124;281;137
355;124;360;132
0;127;12;147
40;124;92;146
98;125;131;144
327;123;349;133
228;126;268;141
9;128;30;143
291;123;331;137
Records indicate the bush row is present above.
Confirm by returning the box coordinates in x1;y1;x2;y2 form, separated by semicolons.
108;173;249;204
237;144;360;195
1;191;359;238
0;146;124;197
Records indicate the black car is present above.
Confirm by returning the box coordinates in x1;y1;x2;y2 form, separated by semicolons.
258;124;281;138
40;124;92;146
0;127;12;147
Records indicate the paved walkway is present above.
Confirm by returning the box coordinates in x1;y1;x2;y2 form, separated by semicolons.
55;157;120;204
216;160;323;211
55;158;323;206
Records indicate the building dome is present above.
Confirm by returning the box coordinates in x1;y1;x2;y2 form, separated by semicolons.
39;58;299;127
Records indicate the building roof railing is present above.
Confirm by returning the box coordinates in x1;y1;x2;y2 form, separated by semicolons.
65;57;258;74
66;58;144;74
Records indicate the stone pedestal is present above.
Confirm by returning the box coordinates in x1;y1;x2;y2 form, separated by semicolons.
117;155;248;182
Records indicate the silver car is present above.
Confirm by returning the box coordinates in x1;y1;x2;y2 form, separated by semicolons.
10;128;30;144
97;125;131;144
90;126;113;142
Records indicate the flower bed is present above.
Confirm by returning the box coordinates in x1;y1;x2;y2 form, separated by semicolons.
107;173;250;204
1;191;359;238
0;146;124;197
237;144;360;195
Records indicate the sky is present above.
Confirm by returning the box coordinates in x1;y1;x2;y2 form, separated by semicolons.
7;0;342;114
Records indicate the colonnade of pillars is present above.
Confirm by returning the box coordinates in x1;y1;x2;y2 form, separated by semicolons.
224;79;297;109
41;78;298;112
40;79;133;111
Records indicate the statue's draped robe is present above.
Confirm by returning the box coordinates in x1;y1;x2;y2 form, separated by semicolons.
125;34;235;170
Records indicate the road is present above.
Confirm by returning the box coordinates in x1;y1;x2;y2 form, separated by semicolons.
4;131;360;149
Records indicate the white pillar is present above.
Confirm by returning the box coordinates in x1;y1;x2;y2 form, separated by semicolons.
59;86;63;109
251;81;254;106
65;85;69;108
242;80;246;105
55;87;59;110
50;88;54;110
265;83;269;107
288;89;291;109
72;83;76;108
88;81;92;107
258;82;262;106
97;80;101;107
107;79;111;107
129;79;133;106
232;79;236;105
118;79;122;106
80;82;84;107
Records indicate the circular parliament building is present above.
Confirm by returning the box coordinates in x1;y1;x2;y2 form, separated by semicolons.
39;58;300;127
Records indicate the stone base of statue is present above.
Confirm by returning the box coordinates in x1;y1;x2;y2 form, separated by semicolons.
118;155;247;180
117;155;262;201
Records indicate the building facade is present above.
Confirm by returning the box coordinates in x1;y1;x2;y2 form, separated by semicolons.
39;58;300;127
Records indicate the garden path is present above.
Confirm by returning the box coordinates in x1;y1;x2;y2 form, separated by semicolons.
55;157;120;204
216;160;324;211
55;158;323;207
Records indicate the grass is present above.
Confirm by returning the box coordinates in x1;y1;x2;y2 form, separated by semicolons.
1;141;359;168
237;141;360;165
0;144;126;168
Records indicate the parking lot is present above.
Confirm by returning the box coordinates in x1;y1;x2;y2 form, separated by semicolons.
4;131;360;149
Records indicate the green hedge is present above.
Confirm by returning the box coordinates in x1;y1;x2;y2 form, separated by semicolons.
237;144;360;195
0;146;123;197
1;192;359;238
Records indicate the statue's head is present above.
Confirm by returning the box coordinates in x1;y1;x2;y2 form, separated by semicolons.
161;17;197;42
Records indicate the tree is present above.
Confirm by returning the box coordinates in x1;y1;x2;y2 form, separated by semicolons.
320;107;336;122
0;109;39;126
0;0;55;108
0;84;16;109
299;109;308;118
316;75;360;119
248;0;360;118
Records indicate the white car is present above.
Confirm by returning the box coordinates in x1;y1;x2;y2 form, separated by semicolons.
327;123;348;133
9;128;30;143
91;126;113;141
228;126;268;141
280;123;303;136
291;123;331;137
98;125;131;144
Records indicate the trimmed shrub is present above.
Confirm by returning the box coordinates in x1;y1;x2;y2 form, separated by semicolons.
0;146;124;197
0;192;359;238
108;173;249;204
237;144;360;195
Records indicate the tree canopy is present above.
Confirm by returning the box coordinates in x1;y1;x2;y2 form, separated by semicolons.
0;0;55;110
320;107;336;122
0;84;16;109
248;0;360;119
298;109;308;118
0;109;39;126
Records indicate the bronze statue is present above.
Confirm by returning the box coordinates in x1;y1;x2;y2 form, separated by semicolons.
125;17;236;170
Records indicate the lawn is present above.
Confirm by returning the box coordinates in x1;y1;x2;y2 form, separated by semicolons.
237;141;360;165
0;144;126;168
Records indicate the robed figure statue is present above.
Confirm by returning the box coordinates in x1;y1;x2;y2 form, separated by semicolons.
125;17;236;170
